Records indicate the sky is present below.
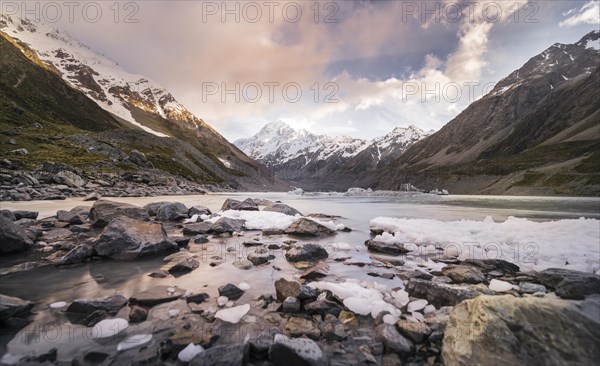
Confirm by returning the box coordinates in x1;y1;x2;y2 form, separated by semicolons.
11;0;599;140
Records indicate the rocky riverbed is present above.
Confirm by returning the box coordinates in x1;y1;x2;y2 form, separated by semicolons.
0;197;599;365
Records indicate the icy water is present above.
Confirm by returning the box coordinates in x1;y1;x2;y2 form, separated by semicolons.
0;193;599;359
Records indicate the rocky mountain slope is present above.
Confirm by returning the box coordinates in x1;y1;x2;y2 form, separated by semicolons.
371;30;600;196
235;121;433;190
0;15;287;193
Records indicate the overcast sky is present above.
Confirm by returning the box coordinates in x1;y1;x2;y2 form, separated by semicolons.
36;0;600;140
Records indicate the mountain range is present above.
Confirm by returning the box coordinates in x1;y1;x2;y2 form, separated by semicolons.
0;15;287;191
1;14;598;196
373;30;600;195
235;122;433;190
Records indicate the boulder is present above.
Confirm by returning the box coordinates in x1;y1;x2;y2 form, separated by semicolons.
263;203;302;216
0;294;34;328
12;211;38;220
129;305;148;323
143;202;171;216
183;222;212;235
442;265;486;284
406;278;481;308
285;244;328;263
56;207;87;225
269;334;327;366
248;249;270;266
168;257;199;274
0;216;33;254
54;170;85;188
188;206;211;216
218;284;244;300
83;192;101;201
60;244;94;264
282;297;301;313
155;202;189;222
304;298;342;317
537;268;600;299
284;218;335;237
0;210;16;221
275;278;302;302
65;295;127;325
442;295;600;365
365;239;409;255
396;320;432;343
89;200;149;228
220;198;259;211
374;324;415;354
129;286;186;306
93;217;178;260
210;217;245;234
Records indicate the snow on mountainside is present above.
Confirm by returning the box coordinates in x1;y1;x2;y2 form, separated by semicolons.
235;121;433;165
234;121;434;190
0;15;203;137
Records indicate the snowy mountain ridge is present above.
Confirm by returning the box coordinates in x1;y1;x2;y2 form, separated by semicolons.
0;15;204;137
235;121;434;165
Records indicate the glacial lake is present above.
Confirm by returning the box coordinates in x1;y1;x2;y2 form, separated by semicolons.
0;192;599;359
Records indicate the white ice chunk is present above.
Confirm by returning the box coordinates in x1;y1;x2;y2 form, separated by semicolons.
178;343;204;362
489;279;513;292
215;304;250;323
117;334;152;351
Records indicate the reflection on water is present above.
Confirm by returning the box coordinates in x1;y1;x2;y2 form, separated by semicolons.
0;192;598;357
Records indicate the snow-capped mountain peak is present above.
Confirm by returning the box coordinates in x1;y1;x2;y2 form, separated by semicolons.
0;15;206;138
234;121;434;189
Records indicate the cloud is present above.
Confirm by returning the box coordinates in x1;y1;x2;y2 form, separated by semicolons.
560;1;600;27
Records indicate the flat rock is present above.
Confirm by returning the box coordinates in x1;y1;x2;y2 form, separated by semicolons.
464;259;520;274
60;244;94;264
129;286;186;306
263;203;302;216
0;294;34;327
365;239;409;255
396;320;432;343
65;295;127;325
442;295;600;365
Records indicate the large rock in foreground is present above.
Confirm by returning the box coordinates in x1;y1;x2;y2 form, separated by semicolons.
88;200;150;228
93;217;178;260
0;216;33;254
442;295;600;365
284;218;335;237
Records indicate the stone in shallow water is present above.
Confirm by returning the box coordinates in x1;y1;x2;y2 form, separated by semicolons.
489;279;513;292
129;286;185;306
374;324;415;354
284;317;321;339
218;283;244;300
49;301;67;309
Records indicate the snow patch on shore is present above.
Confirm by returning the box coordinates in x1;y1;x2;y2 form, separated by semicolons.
369;216;600;273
